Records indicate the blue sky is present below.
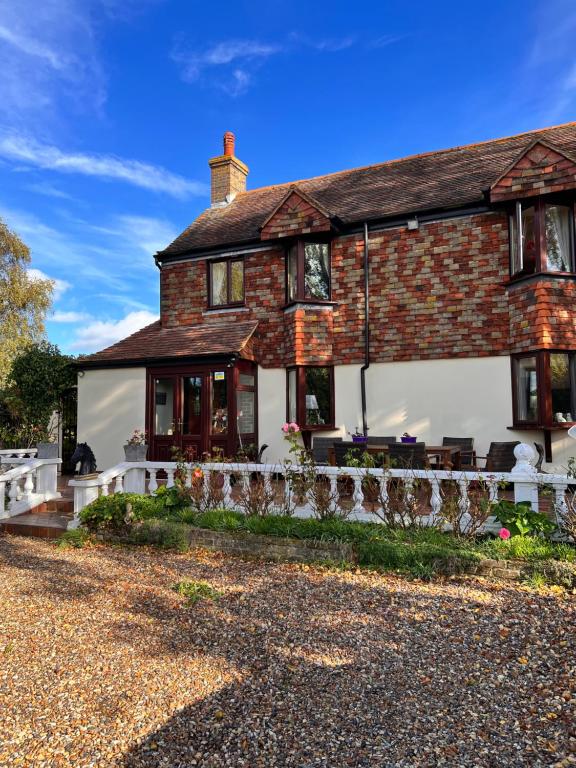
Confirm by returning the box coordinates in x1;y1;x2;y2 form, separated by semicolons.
0;0;575;354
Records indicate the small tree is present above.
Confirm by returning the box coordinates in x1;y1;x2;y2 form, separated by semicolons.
0;217;53;386
5;342;76;442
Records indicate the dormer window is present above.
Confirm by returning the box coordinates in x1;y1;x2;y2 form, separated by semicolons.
287;241;330;302
510;199;575;276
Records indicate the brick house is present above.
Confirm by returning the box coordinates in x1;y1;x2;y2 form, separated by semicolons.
78;124;576;470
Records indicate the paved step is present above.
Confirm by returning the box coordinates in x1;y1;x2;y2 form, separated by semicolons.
0;511;70;539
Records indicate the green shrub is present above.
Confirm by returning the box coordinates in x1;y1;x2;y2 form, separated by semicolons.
80;493;160;533
492;500;556;537
523;560;576;590
479;535;575;562
171;580;222;605
129;519;190;551
56;528;92;549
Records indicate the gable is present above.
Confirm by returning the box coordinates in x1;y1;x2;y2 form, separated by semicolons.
260;187;332;240
490;140;576;202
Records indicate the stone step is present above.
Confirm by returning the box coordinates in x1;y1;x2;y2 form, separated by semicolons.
0;512;69;539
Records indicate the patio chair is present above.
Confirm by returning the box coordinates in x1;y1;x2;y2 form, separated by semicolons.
388;442;429;469
333;441;366;467
442;436;476;469
478;441;520;472
312;436;342;465
366;436;397;446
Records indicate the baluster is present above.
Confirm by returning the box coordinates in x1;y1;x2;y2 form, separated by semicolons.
263;470;273;496
115;473;124;493
23;471;35;500
553;482;569;528
283;471;294;515
352;475;364;516
185;469;192;488
8;479;19;509
487;477;499;504
458;477;471;535
376;475;389;521
166;469;175;488
222;471;233;508
148;469;158;494
329;473;340;515
429;477;442;523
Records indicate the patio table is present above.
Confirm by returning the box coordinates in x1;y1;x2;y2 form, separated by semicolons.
328;444;462;470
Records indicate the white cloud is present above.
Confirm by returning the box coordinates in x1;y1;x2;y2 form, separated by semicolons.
0;133;207;199
24;181;74;200
96;214;179;255
70;310;158;352
0;24;68;70
27;268;71;301
173;39;280;83
51;310;92;323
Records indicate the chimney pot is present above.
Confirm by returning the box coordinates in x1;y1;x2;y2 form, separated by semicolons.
223;131;235;157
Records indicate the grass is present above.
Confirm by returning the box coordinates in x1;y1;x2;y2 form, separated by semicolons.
171;580;222;606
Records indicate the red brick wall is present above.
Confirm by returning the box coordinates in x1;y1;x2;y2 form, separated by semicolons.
160;210;576;368
509;279;576;352
261;191;331;240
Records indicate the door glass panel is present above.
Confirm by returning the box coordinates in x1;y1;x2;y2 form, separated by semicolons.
211;372;228;434
182;376;202;435
239;372;255;386
154;378;174;435
551;353;574;422
237;390;255;434
515;356;538;422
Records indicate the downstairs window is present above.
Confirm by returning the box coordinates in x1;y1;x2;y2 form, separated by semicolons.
287;366;334;429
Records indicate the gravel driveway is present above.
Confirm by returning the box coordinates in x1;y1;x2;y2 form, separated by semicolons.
0;536;574;767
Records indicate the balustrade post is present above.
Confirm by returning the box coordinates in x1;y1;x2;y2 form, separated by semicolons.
511;443;539;512
68;482;99;529
35;460;58;498
124;466;146;494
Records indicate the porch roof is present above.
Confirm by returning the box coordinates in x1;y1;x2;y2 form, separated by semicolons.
79;319;259;366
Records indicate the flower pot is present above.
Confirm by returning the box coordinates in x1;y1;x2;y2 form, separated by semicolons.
352;435;368;444
124;444;148;461
37;442;59;459
401;436;417;444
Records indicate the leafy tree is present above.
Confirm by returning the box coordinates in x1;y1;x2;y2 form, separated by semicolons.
0;217;53;386
5;341;76;441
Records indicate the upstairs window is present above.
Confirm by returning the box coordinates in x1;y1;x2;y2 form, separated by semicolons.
287;242;330;302
510;199;575;277
208;258;244;308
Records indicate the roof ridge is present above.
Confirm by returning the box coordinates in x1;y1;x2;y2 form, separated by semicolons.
236;120;576;197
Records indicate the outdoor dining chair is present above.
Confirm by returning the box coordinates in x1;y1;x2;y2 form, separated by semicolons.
312;436;342;465
388;442;429;469
442;436;476;469
478;441;520;472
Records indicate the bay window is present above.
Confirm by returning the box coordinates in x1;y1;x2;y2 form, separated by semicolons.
287;366;334;429
208;257;244;307
510;199;575;277
287;242;330;302
512;351;576;426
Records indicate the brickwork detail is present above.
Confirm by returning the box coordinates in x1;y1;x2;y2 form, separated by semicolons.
283;307;334;366
208;155;249;205
490;141;576;202
508;278;576;351
261;189;331;240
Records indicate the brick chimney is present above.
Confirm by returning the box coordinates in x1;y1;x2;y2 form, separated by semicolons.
208;131;249;206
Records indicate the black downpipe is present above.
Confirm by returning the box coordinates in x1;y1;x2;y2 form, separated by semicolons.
360;222;370;436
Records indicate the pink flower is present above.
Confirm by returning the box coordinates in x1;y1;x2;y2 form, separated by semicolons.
282;423;290;433
499;527;511;540
289;422;300;433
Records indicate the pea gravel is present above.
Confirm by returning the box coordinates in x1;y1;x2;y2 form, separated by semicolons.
0;535;574;768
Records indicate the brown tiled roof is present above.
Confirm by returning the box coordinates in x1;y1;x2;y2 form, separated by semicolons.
81;319;258;364
159;122;576;257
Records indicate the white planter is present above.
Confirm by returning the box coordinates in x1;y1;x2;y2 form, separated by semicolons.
37;442;59;459
124;444;148;462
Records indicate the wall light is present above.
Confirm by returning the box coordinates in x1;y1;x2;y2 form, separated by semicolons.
407;217;419;231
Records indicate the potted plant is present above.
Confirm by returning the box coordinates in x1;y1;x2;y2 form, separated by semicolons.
401;432;417;444
124;429;148;461
349;427;368;444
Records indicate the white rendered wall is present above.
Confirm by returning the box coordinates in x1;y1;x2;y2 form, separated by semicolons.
257;367;288;463
77;368;146;470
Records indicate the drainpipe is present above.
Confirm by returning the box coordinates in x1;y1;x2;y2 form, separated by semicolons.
360;222;370;436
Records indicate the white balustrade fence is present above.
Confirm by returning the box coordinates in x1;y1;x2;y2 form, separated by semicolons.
68;443;575;536
0;456;61;519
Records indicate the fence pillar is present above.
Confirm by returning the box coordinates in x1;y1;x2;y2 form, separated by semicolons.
511;443;539;511
68;481;99;529
124;466;146;494
35;461;59;498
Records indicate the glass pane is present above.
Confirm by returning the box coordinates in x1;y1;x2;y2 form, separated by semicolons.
521;206;536;273
230;260;244;302
154;378;174;435
239;372;255;386
210;261;228;306
304;367;331;426
237;390;255;434
515;356;538;422
288;369;297;423
304;243;330;300
510;210;521;274
287;245;298;301
551;353;573;422
182;376;202;435
211;372;228;434
545;205;573;272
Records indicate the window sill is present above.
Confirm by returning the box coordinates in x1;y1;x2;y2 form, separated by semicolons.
283;300;338;312
507;423;575;430
204;305;248;315
301;424;336;432
504;271;576;288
